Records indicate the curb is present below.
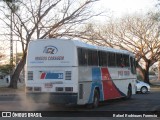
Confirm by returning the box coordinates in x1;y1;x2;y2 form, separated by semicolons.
151;88;160;91
0;94;20;96
0;92;25;96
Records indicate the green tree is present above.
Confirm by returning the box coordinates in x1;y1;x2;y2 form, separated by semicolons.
0;0;100;88
1;0;19;82
0;64;13;75
80;13;160;84
0;43;6;63
13;52;23;65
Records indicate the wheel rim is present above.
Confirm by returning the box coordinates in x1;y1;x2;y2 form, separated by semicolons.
141;87;147;93
93;90;99;108
128;89;131;97
94;96;98;107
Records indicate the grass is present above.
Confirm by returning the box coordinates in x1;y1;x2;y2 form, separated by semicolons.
0;86;25;93
150;85;160;88
150;80;160;88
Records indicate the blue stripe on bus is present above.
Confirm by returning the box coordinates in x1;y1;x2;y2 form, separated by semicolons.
45;73;63;79
88;67;104;103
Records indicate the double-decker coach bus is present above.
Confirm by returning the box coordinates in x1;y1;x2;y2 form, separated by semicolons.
26;39;136;108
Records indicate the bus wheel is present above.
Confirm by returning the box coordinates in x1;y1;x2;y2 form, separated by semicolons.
126;85;132;99
86;89;100;109
92;89;100;108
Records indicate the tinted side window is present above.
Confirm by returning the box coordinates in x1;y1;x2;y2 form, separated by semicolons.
77;48;88;66
123;54;129;67
130;57;136;74
116;54;129;67
108;52;116;67
98;51;108;66
116;54;123;67
88;49;98;66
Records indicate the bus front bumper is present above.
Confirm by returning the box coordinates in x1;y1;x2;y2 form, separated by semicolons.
26;92;78;105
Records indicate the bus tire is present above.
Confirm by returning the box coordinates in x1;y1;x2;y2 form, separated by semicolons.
126;85;132;99
92;89;100;108
87;89;100;109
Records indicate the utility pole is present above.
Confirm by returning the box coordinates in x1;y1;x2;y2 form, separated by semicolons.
10;8;13;75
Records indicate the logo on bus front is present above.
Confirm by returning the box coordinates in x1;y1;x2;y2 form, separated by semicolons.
43;46;58;54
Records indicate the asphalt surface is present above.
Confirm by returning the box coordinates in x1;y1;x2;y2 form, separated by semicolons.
0;88;160;110
0;80;160;119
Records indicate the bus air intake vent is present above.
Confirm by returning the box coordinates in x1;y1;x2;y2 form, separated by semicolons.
65;71;71;80
28;71;33;80
79;84;83;99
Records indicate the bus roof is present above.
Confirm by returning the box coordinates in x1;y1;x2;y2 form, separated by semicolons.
72;39;133;55
31;38;134;56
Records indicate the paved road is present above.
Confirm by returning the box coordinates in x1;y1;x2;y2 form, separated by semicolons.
0;81;159;119
0;89;160;119
0;89;160;111
95;89;160;111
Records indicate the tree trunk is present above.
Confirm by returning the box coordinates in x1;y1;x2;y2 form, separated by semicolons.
158;61;160;81
143;62;150;84
8;52;27;89
136;63;145;80
143;69;150;84
137;61;150;84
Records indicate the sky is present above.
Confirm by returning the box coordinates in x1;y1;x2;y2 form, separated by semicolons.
94;0;156;19
0;0;157;63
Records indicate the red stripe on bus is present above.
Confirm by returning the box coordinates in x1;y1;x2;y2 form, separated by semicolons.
40;73;46;79
101;68;122;100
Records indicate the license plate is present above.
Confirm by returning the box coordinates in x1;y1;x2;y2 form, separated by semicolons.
44;83;53;88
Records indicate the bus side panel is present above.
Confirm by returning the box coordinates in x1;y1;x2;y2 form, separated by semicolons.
88;67;104;103
77;67;92;105
77;67;105;105
77;67;136;105
112;79;136;96
101;67;125;100
108;67;136;96
77;67;128;105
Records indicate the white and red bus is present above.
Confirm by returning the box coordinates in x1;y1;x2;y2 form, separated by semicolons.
26;39;136;107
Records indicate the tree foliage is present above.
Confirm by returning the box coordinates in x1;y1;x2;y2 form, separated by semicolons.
0;42;7;63
0;0;101;88
0;64;13;75
80;13;160;84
